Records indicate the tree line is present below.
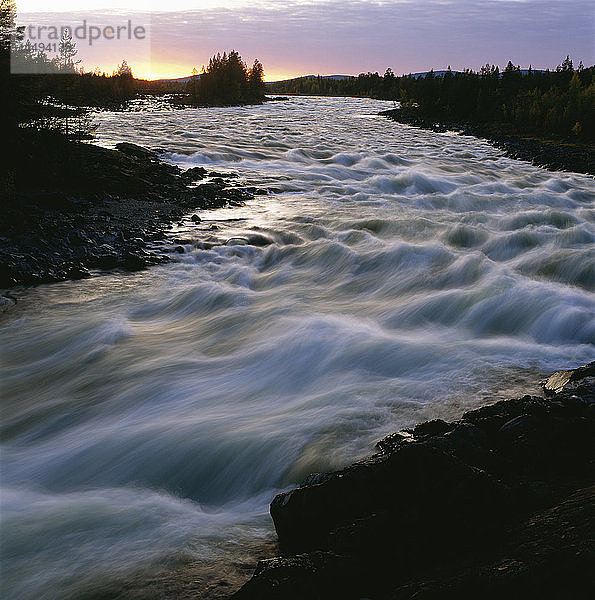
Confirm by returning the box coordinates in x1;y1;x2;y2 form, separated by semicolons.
1;0;266;140
184;51;266;106
1;0;138;139
1;0;267;206
268;59;594;140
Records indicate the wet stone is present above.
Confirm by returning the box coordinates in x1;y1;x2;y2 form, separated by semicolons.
1;140;254;288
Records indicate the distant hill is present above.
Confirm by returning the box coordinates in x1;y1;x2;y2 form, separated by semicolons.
266;72;457;85
268;69;547;86
317;74;353;80
519;69;545;75
266;74;353;85
149;75;199;84
406;68;545;79
407;70;457;79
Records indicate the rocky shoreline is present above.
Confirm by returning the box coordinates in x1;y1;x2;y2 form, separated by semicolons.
0;139;264;292
4;108;591;295
380;108;594;175
234;363;594;599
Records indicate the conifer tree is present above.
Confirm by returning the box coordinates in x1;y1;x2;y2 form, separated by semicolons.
248;59;265;100
57;28;79;72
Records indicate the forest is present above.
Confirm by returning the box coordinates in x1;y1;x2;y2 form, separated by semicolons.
268;60;595;141
1;0;265;144
184;51;266;106
1;0;591;162
0;0;266;209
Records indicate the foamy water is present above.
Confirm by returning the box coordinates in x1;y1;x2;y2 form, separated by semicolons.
1;96;593;599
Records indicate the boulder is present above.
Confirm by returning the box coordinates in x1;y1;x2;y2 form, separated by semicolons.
235;368;595;599
114;142;157;161
181;166;208;181
541;361;595;395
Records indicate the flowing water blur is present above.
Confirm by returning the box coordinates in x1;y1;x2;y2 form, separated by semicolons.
1;97;594;599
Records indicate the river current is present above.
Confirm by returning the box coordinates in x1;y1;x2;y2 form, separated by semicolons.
1;97;594;599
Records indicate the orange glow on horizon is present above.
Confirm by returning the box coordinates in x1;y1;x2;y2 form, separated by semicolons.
132;66;309;82
263;70;306;82
128;61;189;80
81;56;318;82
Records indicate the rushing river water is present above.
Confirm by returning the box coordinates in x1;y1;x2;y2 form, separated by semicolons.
1;97;594;599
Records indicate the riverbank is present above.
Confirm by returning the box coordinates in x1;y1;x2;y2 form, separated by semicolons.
0;135;261;291
1;96;593;600
234;363;595;599
380;108;594;175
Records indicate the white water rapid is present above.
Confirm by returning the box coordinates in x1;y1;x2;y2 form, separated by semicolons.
1;96;593;599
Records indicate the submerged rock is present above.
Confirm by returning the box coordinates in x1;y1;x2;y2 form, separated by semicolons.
0;295;16;313
234;364;595;599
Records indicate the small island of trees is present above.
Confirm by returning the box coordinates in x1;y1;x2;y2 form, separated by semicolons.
185;51;266;106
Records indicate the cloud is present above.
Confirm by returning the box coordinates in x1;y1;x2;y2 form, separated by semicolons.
18;1;594;79
150;0;594;76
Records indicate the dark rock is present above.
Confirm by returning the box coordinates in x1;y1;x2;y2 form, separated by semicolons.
270;441;509;555
391;485;595;600
191;214;202;223
246;233;274;247
499;414;539;436
67;230;90;246
181;166;208;181
95;251;119;269
226;237;248;246
120;253;141;271
375;430;414;453
244;186;269;195
1;137;255;288
65;266;90;280
235;368;595;599
114;142;157;161
174;246;185;254
541;361;595;396
233;552;356;600
209;171;238;178
413;418;454;438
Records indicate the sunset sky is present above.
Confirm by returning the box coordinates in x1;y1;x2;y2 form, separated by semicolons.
17;0;594;80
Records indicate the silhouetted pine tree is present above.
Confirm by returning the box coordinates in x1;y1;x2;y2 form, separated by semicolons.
188;50;266;106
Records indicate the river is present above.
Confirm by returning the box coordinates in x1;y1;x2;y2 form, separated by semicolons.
1;96;593;599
